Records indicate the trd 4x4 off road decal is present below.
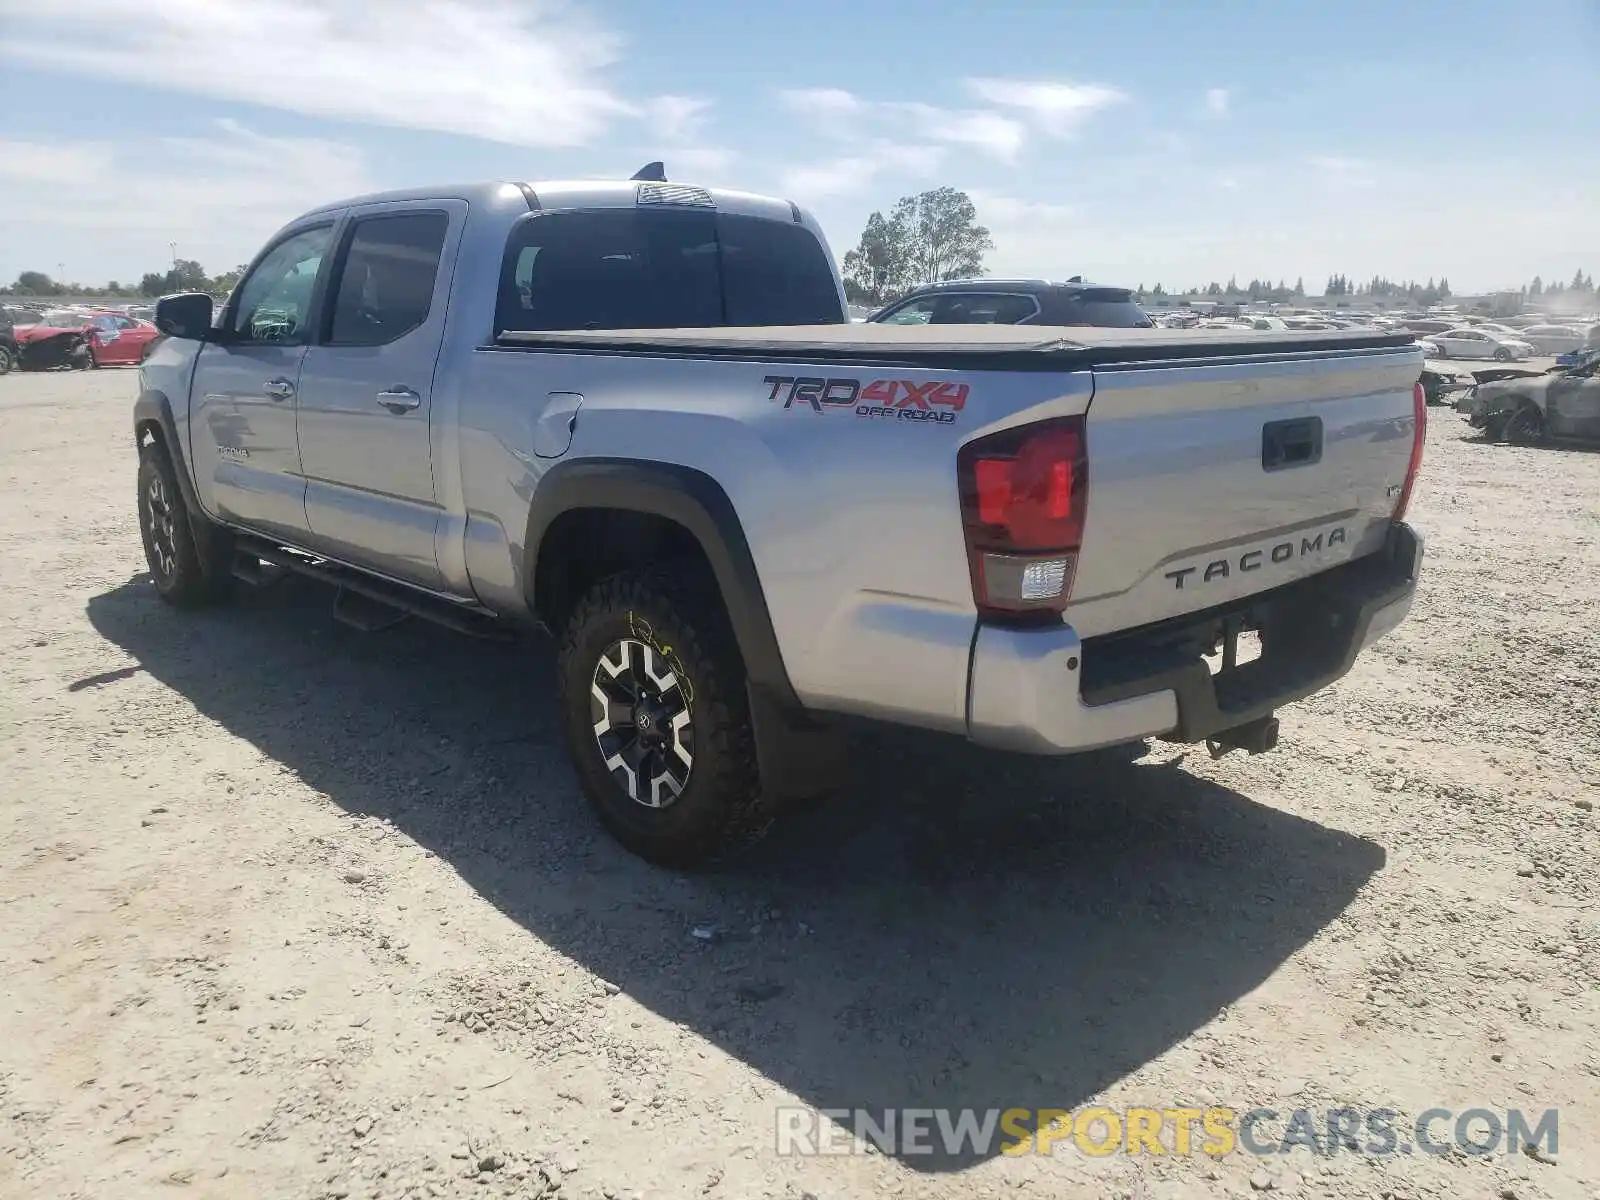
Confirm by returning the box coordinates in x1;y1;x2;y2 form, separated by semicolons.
762;376;968;425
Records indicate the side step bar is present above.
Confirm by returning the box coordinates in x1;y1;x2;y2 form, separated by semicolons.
232;536;515;642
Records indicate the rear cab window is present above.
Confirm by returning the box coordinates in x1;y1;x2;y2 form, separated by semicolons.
496;207;842;333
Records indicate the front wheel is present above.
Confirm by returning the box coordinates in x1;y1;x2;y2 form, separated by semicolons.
1494;347;1513;363
138;441;235;607
1504;405;1545;445
0;343;14;375
556;568;769;868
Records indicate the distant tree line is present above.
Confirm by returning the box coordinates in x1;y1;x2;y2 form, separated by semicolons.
1525;271;1594;297
2;262;247;299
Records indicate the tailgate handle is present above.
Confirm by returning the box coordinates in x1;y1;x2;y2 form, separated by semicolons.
1262;416;1323;471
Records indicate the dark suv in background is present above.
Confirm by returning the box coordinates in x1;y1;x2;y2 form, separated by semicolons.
869;277;1153;328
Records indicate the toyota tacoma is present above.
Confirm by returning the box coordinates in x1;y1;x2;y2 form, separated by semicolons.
134;174;1427;866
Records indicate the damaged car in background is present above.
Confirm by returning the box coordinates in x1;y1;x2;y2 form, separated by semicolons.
9;310;94;371
1454;348;1600;444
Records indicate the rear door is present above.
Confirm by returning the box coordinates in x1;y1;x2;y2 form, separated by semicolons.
188;221;336;542
295;201;463;590
1066;346;1421;638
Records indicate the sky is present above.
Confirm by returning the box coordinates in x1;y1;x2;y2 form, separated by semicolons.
1;0;1596;294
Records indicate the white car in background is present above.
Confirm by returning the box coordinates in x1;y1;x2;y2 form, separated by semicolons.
1518;324;1587;355
1430;327;1535;361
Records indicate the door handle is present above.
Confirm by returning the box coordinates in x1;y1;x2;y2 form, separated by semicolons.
376;386;422;414
264;377;295;402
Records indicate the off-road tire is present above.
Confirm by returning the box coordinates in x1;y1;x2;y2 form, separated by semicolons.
137;440;235;608
557;567;769;868
0;344;15;375
1504;404;1545;446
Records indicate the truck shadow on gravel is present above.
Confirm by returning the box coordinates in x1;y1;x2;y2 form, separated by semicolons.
88;574;1384;1173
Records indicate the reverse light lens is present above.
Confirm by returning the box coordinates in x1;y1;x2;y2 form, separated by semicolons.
978;554;1074;609
1019;556;1070;600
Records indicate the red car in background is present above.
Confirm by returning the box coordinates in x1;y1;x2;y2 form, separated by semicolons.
13;309;163;368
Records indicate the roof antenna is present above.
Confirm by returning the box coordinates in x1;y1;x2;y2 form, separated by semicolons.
630;161;667;182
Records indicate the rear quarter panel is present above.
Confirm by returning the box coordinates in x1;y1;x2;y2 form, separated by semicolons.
456;350;1093;728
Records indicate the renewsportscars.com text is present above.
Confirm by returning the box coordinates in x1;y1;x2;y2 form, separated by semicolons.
774;1105;1559;1159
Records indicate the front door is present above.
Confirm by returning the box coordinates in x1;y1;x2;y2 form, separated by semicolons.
188;222;336;543
295;202;461;590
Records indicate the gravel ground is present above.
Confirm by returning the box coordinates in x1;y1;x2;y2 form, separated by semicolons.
1;369;1596;1200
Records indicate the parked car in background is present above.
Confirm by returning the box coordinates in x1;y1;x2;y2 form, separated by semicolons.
12;309;162;367
1518;324;1588;356
1418;362;1473;405
870;278;1153;328
1430;327;1534;361
1401;318;1456;335
83;312;164;365
0;312;17;374
10;311;94;370
1455;350;1600;443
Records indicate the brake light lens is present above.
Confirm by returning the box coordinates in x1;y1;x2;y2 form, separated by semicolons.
957;417;1088;618
1392;380;1427;521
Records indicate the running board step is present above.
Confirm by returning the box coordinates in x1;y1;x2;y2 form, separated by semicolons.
233;537;515;641
333;587;411;633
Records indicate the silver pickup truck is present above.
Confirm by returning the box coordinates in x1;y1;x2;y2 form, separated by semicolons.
134;176;1427;866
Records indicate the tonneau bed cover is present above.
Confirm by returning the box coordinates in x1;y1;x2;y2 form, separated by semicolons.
496;323;1419;369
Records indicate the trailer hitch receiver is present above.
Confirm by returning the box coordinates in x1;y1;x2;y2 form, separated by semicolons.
1206;714;1280;759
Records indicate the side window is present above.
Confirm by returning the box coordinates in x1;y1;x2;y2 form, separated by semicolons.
877;297;937;325
929;293;1037;324
327;211;449;347
716;214;843;325
497;208;720;332
229;225;334;345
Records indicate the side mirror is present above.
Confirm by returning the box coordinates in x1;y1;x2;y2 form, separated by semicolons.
154;293;216;341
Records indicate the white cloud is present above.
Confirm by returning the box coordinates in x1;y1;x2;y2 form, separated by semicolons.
779;144;943;201
1308;155;1378;189
0;122;378;281
639;94;733;183
779;88;863;117
0;0;637;147
896;106;1026;162
668;146;735;180
1204;87;1231;117
647;95;712;142
965;78;1128;136
779;87;1030;164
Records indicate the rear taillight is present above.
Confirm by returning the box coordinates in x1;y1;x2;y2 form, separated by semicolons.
1392;380;1427;521
957;417;1088;619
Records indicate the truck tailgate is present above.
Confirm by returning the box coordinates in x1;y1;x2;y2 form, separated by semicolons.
1067;345;1421;638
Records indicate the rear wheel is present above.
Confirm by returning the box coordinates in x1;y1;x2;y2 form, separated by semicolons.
0;343;14;375
1504;405;1545;445
556;567;769;868
138;440;235;607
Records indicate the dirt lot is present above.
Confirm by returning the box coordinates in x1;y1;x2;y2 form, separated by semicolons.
2;369;1597;1200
